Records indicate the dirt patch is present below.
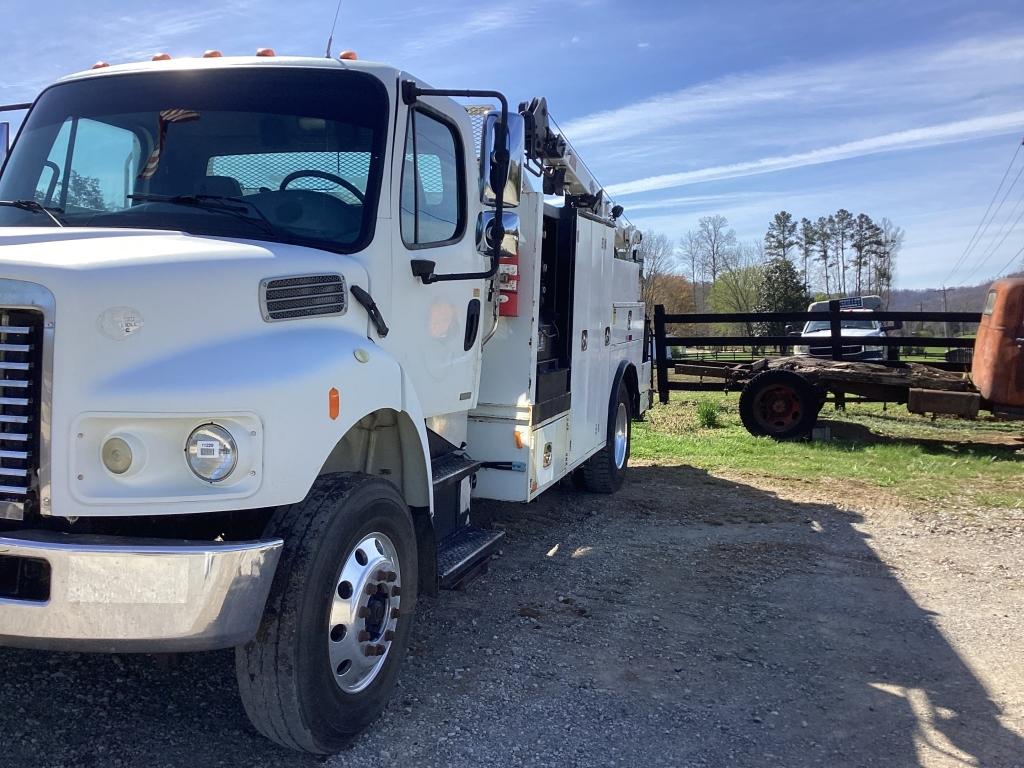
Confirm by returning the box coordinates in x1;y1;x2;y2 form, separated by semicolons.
1;463;1022;767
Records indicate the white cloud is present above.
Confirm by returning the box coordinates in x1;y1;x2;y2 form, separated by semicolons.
561;32;1024;147
607;110;1024;196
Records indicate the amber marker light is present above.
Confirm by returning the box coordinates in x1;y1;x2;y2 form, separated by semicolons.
256;48;276;57
339;50;358;61
202;50;223;58
329;388;340;421
91;61;110;69
151;52;172;61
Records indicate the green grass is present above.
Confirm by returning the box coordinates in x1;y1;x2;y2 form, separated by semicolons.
695;398;722;429
634;392;1024;509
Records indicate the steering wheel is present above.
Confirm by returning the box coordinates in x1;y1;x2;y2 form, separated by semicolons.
279;170;365;203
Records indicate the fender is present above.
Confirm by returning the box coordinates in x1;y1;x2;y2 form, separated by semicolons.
53;325;432;518
607;358;640;438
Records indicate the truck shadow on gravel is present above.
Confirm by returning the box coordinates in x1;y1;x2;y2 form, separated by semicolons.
1;465;1021;767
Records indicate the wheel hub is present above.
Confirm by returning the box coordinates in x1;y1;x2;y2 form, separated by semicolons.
327;532;402;694
755;385;801;430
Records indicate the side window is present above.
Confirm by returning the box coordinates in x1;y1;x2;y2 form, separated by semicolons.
36;118;140;211
400;109;464;246
983;290;997;316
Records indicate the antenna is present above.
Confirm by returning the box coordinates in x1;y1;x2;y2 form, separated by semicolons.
324;0;343;58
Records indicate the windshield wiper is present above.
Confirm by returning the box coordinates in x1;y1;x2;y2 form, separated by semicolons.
0;199;65;227
127;193;279;238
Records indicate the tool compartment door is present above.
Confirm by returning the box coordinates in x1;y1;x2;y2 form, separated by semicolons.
568;214;613;466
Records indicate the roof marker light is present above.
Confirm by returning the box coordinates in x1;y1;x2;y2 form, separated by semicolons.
152;52;172;61
339;50;358;61
202;50;223;58
255;48;276;57
91;61;110;69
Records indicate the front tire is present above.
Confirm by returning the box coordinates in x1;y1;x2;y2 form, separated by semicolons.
580;381;632;493
235;473;417;754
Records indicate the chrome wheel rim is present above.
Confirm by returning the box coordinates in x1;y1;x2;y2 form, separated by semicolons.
613;402;629;469
327;531;402;694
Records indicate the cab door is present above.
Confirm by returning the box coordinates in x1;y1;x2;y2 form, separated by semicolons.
381;94;485;418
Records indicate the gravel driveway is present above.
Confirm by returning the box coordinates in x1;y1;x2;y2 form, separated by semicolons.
2;463;1022;767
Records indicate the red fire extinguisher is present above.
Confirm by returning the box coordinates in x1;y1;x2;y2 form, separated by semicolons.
498;251;519;316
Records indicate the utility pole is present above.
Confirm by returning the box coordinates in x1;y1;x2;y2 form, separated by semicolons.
939;286;950;354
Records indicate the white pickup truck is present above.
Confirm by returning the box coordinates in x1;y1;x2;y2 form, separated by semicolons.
793;295;891;361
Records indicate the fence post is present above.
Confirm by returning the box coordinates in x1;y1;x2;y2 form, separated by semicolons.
654;304;670;404
828;299;843;361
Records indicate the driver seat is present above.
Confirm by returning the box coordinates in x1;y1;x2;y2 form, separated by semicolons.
197;175;243;198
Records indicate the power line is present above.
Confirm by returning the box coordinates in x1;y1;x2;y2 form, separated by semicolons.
942;138;1023;285
994;240;1024;278
960;188;1024;284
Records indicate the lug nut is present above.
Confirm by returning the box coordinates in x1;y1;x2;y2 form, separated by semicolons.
384;630;395;642
362;644;385;657
365;583;378;596
391;586;402;597
357;606;368;618
386;571;398;583
375;569;389;581
391;608;401;619
358;630;370;642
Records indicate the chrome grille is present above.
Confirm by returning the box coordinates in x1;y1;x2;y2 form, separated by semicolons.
259;274;347;322
0;310;41;520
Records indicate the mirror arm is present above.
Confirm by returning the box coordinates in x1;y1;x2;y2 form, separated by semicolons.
402;82;509;284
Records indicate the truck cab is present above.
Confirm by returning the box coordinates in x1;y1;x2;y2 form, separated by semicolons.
0;53;647;753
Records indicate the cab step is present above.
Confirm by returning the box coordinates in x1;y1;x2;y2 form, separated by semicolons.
438;526;505;590
431;452;482;488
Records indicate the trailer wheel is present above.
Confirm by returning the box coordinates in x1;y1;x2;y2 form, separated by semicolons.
235;473;417;754
739;370;820;441
580;381;632;493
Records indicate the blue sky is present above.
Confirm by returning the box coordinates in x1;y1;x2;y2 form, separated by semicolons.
2;0;1023;288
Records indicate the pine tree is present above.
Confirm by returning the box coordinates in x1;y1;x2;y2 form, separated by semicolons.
798;217;815;295
815;215;832;296
754;257;810;340
764;210;798;262
832;209;854;295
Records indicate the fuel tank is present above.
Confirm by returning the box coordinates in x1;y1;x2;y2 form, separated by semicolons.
971;277;1024;407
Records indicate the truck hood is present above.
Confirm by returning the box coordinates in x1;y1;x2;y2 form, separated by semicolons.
0;226;327;270
801;328;883;339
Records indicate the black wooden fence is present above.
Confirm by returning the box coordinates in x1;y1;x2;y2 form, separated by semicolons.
653;301;981;403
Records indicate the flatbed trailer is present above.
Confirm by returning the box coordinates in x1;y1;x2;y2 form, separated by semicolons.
673;355;1022;440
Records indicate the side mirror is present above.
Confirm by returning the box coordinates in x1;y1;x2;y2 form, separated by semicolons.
883;320;903;331
785;324;799;335
476;211;520;259
480;111;524;208
0;123;9;166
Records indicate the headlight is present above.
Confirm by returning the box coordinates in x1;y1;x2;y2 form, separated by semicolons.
186;424;238;483
102;436;134;475
793;345;810;355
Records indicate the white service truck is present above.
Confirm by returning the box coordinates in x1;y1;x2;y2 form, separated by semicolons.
0;52;650;752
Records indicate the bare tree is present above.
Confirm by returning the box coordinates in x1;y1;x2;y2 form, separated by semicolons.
638;230;677;311
679;230;704;311
696;214;737;284
711;243;764;336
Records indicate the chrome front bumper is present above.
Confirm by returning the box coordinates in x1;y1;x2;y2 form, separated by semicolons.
0;530;282;652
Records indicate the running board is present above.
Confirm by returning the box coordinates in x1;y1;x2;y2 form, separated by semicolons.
438;526;505;590
431;452;482;488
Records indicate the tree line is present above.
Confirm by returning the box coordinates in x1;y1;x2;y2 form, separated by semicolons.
640;210;904;331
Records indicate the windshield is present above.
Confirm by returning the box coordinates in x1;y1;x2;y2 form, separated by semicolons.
803;318;880;333
0;68;388;253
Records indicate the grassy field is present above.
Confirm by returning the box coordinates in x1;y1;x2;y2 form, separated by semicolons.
633;391;1024;510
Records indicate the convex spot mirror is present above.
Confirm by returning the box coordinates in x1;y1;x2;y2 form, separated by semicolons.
476;211;520;259
480;111;524;209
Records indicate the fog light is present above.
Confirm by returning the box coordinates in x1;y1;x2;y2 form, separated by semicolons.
186;424;237;483
102;437;133;475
